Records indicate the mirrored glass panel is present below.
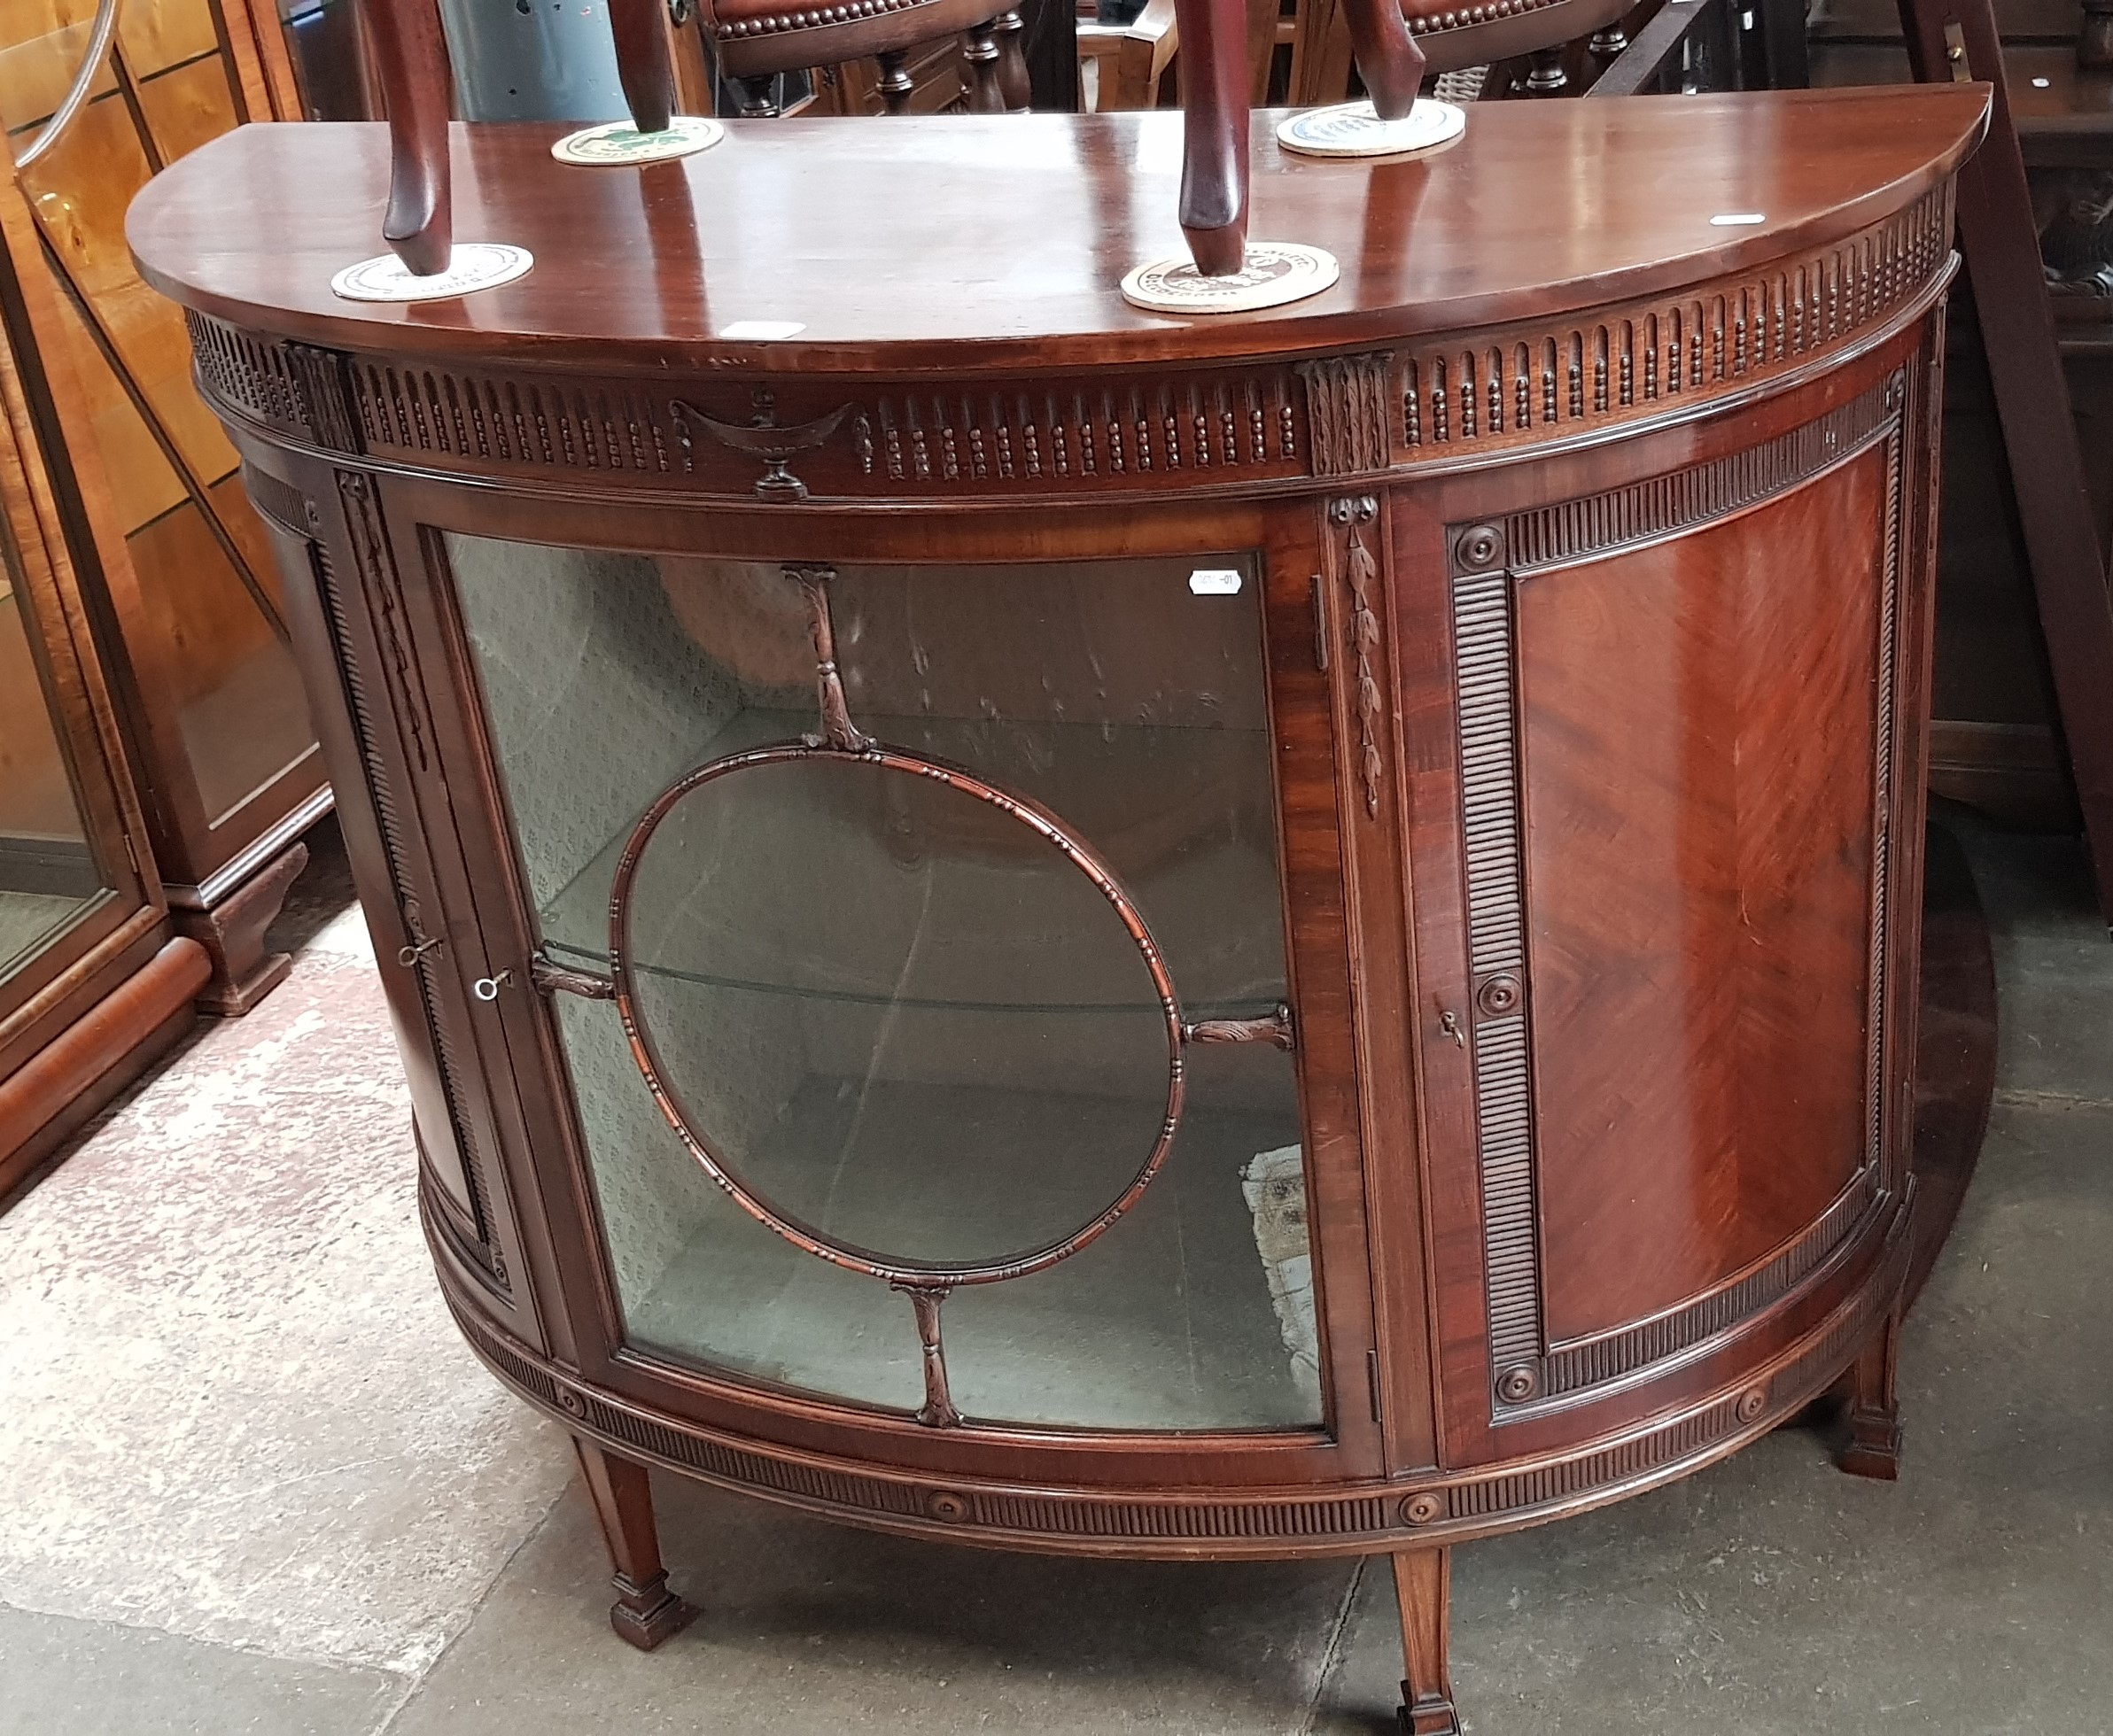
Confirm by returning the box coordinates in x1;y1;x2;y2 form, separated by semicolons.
0;578;107;978
7;7;315;827
451;535;1321;1430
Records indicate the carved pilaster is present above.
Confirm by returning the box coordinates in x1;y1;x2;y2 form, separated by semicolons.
285;342;361;453
1300;353;1394;477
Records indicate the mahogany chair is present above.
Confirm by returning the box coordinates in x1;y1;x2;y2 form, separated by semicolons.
356;0;1627;285
358;0;1029;278
701;0;1035;116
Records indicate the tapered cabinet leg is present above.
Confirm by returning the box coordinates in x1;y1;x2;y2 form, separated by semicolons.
573;1438;695;1649
1836;1310;1904;1480
1392;1546;1462;1736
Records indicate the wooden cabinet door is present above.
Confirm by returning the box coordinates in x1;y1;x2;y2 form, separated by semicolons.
1387;348;1935;1471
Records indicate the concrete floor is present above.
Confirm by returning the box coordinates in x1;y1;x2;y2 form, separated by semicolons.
0;813;2106;1735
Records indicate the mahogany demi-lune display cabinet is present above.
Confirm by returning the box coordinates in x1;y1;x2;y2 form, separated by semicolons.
131;84;1989;1731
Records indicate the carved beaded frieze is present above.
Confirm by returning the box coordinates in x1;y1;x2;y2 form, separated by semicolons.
1399;190;1952;467
182;199;1948;508
1448;374;1908;1420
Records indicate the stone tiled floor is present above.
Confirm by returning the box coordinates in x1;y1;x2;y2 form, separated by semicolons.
0;813;2106;1735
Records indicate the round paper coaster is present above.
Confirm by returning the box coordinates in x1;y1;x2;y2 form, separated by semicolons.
1276;99;1466;160
330;243;534;303
551;115;725;166
1120;242;1340;315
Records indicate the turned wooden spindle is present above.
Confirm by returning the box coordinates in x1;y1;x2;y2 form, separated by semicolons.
961;19;1010;112
734;74;781;116
1525;43;1569;92
610;0;678;132
874;48;917;112
359;0;453;275
1340;0;1428;119
1172;0;1250;275
994;7;1034;109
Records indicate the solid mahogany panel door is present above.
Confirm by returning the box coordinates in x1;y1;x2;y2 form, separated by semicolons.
1517;443;1890;1348
1392;353;1924;1458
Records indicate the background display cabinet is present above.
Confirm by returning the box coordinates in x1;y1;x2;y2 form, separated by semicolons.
1;0;327;1014
0;209;206;1197
134;85;1989;1729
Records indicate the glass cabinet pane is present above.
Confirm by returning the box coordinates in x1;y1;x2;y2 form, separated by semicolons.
0;579;106;978
451;535;1321;1430
5;4;315;829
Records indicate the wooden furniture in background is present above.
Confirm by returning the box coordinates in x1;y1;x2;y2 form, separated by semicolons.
0;175;206;1199
698;0;1033;115
0;0;330;1012
1809;0;2113;916
136;86;1988;1728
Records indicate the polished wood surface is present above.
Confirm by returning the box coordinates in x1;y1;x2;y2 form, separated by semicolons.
1519;452;1886;1343
130;86;1987;370
137;91;1986;1725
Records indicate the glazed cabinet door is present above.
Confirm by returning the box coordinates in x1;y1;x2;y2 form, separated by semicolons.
1388;346;1935;1469
241;453;532;1330
411;498;1385;1466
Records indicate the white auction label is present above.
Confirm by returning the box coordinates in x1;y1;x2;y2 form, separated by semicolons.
1189;570;1243;595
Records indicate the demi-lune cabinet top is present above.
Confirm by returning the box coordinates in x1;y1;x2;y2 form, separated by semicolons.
130;87;1986;377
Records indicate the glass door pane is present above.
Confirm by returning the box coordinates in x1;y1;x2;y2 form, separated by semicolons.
451;537;1320;1431
4;1;316;827
0;577;107;978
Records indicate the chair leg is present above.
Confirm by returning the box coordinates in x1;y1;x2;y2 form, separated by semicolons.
610;0;676;132
734;73;781;116
1836;1309;1904;1480
1169;0;1248;275
1392;1546;1462;1736
993;7;1034;109
1524;43;1569;93
874;48;916;112
573;1437;696;1650
357;0;452;275
1336;0;1426;118
961;20;1008;112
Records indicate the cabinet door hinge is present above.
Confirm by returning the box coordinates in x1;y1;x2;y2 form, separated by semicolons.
1366;1348;1384;1423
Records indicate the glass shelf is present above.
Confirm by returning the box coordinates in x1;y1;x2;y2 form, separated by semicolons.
450;534;1323;1431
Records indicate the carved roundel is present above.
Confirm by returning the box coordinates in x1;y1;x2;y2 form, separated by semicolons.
1496;1364;1538;1403
924;1490;970;1523
1454;523;1505;571
1476;973;1521;1018
607;742;1187;1289
1736;1384;1769;1423
1401;1492;1444;1527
